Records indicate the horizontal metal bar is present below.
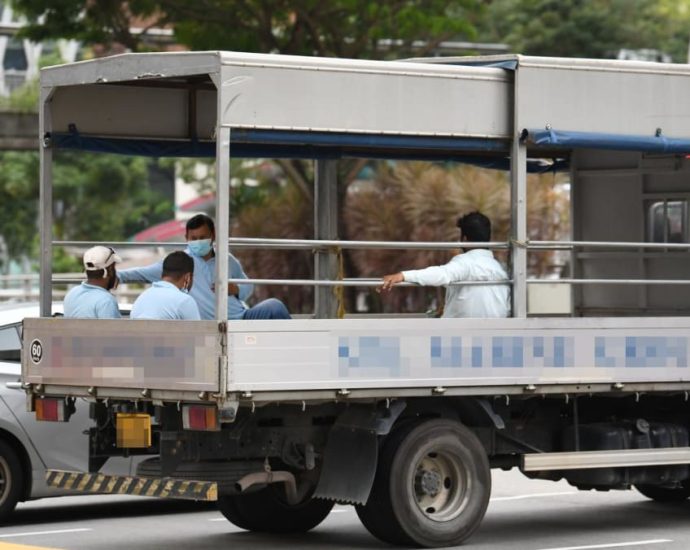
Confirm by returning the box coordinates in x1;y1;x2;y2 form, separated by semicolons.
228;278;512;287
533;240;690;250
53;238;690;252
527;278;690;285
50;276;688;287
53;238;509;251
34;381;690;405
522;447;690;472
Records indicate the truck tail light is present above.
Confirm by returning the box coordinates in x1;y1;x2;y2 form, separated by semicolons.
35;398;67;422
182;405;219;431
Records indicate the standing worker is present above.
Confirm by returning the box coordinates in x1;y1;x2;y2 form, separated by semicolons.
378;211;510;318
64;245;122;319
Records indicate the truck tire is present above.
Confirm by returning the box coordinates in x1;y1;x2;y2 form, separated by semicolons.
636;482;690;503
0;440;24;523
356;418;491;548
217;486;334;533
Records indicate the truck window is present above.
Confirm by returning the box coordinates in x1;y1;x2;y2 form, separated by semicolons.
0;324;20;362
646;199;688;243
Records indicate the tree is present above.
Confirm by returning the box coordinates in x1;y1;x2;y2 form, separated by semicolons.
12;0;485;59
0;149;173;272
482;0;690;62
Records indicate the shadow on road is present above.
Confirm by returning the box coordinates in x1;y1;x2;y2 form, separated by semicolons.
4;498;215;528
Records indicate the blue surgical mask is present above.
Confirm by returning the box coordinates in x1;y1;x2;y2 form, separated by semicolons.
188;239;212;257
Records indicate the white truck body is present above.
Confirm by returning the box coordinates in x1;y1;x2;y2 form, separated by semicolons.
21;51;690;547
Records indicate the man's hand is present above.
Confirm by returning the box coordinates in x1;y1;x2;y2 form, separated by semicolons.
378;272;404;293
211;283;240;297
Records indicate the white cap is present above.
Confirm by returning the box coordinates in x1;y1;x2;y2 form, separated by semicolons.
83;246;122;274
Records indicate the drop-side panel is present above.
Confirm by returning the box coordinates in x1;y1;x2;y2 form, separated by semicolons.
219;57;510;138
517;58;690;137
227;317;690;392
23;319;220;392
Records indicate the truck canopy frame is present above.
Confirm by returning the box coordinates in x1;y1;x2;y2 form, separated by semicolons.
25;51;690;405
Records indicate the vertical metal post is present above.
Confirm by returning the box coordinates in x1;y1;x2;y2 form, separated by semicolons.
39;87;54;317
510;138;528;318
314;160;339;318
215;126;231;322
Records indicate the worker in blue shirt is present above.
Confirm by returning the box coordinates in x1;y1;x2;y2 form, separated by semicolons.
64;246;122;319
119;214;290;321
131;251;201;320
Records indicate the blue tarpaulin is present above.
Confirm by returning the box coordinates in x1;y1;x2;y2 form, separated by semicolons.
50;126;566;172
524;128;690;154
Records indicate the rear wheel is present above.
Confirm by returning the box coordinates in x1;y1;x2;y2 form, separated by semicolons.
636;482;690;503
217;486;334;533
356;419;491;548
0;440;24;523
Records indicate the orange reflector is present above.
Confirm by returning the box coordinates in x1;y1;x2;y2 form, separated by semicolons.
182;405;219;431
35;398;66;422
116;413;152;448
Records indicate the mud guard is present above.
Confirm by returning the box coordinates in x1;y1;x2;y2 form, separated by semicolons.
314;400;406;504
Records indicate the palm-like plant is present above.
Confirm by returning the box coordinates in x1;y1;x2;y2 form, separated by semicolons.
232;160;569;314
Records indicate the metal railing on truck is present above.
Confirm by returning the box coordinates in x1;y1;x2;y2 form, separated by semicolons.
41;237;690;317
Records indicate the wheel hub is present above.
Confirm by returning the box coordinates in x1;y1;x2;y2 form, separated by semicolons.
416;469;443;497
412;451;470;522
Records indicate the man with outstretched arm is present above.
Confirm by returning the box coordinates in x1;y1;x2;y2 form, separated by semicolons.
378;211;510;318
64;246;122;319
119;214;290;320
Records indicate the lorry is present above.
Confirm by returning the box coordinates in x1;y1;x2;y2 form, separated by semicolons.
20;51;690;547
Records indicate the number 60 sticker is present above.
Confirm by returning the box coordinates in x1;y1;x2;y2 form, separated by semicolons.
30;339;43;364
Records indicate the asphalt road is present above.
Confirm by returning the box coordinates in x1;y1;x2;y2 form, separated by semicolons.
1;469;689;550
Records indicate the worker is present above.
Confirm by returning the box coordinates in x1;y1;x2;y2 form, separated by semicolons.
378;211;510;318
130;251;201;320
64;245;122;319
119;214;290;320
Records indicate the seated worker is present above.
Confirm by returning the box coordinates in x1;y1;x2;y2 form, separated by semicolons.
64;246;122;319
378;211;510;318
119;214;290;320
130;251;201;320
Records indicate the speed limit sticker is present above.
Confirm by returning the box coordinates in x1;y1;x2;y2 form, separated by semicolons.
30;339;43;364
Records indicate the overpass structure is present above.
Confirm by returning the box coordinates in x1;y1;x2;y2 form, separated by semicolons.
0;111;37;150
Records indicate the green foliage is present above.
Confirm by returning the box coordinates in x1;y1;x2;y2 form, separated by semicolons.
0;150;172;271
483;0;690;62
12;0;484;58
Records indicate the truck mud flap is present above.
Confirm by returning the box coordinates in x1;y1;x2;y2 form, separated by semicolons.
314;401;406;505
46;470;218;501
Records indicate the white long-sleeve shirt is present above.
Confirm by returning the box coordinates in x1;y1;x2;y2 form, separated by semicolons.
402;249;510;318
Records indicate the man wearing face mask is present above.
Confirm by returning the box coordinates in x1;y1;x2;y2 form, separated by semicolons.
119;214;290;320
130;251;201;320
64;245;122;319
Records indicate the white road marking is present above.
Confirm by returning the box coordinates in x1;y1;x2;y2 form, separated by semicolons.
0;528;92;538
208;518;226;522
491;491;579;502
538;539;672;550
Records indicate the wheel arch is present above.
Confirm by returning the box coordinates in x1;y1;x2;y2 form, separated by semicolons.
0;428;33;501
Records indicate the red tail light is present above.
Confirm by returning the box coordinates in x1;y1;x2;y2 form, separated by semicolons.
35;398;67;422
182;405;219;431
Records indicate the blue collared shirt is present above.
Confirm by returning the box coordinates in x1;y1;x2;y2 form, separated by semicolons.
118;248;252;320
130;281;201;320
64;282;121;319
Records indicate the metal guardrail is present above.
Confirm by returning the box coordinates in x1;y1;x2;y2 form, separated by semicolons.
25;238;690;291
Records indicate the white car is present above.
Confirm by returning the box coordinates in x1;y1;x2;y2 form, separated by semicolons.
0;302;136;521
